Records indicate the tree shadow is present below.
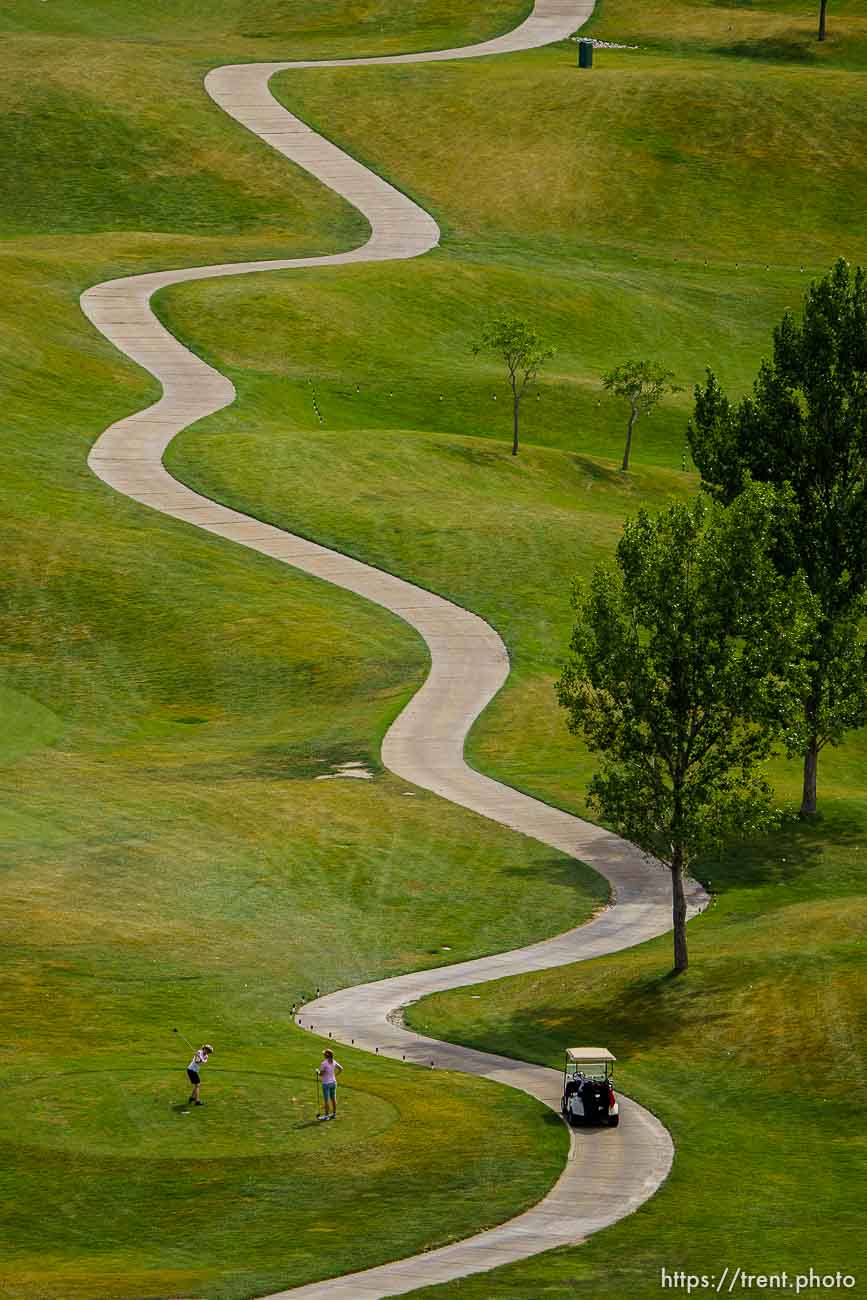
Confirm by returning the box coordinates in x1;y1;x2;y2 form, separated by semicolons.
501;854;608;894
530;976;729;1059
570;455;625;487
715;37;816;63
695;808;866;892
437;442;504;468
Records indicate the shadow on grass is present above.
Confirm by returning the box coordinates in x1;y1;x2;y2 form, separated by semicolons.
715;37;817;63
495;974;730;1064
695;808;867;894
570;455;626;487
437;441;505;468
501;853;608;894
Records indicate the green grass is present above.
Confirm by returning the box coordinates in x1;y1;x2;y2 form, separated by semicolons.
0;307;595;1293
158;0;867;821
0;686;64;764
3;0;867;1294
0;1041;566;1300
0;0;531;50
584;0;867;70
150;3;867;1298
270;50;867;262
0;0;531;240
405;807;867;1299
0;3;605;1296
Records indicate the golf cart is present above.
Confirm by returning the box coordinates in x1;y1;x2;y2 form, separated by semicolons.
561;1047;619;1128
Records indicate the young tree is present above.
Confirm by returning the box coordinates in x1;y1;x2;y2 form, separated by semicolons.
557;487;808;974
818;0;829;40
687;259;867;815
602;359;682;472
473;316;553;456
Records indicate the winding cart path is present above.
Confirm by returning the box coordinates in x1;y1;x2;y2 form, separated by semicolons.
80;3;707;1296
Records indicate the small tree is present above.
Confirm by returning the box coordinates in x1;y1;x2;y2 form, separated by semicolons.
818;0;828;40
602;360;682;472
687;258;867;815
473;316;553;456
557;486;808;974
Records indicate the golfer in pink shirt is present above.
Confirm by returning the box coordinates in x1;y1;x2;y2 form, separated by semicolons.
317;1049;343;1121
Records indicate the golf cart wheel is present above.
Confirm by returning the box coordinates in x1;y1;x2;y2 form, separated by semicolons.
608;1114;620;1128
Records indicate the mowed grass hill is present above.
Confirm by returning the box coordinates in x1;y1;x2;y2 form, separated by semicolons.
2;4;590;1299
1;0;865;1298
165;0;867;813
154;1;866;1298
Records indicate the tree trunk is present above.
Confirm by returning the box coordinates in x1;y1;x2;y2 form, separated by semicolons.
512;391;520;456
818;0;828;40
670;845;689;974
621;406;637;472
800;739;819;816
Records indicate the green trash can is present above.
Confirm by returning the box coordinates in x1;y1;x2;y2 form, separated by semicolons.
578;39;593;68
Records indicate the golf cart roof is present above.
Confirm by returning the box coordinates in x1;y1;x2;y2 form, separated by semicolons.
566;1047;616;1063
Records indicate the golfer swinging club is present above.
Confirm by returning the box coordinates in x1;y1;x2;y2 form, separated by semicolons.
317;1048;342;1121
186;1043;214;1106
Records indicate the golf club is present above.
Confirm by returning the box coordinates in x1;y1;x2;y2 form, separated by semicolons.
314;1068;322;1119
173;1027;195;1052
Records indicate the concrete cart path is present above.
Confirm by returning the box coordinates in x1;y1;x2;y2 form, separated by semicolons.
80;4;708;1296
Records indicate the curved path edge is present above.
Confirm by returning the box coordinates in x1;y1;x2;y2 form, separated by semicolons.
80;5;709;1297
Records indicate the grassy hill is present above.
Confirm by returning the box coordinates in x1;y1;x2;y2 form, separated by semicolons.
165;0;867;813
0;4;597;1298
157;2;867;1297
407;817;867;1298
2;0;866;1295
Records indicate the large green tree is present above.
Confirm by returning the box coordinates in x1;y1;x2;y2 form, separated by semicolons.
687;259;867;815
557;487;807;973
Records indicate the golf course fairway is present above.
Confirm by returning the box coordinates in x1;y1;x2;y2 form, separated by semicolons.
1;0;865;1296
